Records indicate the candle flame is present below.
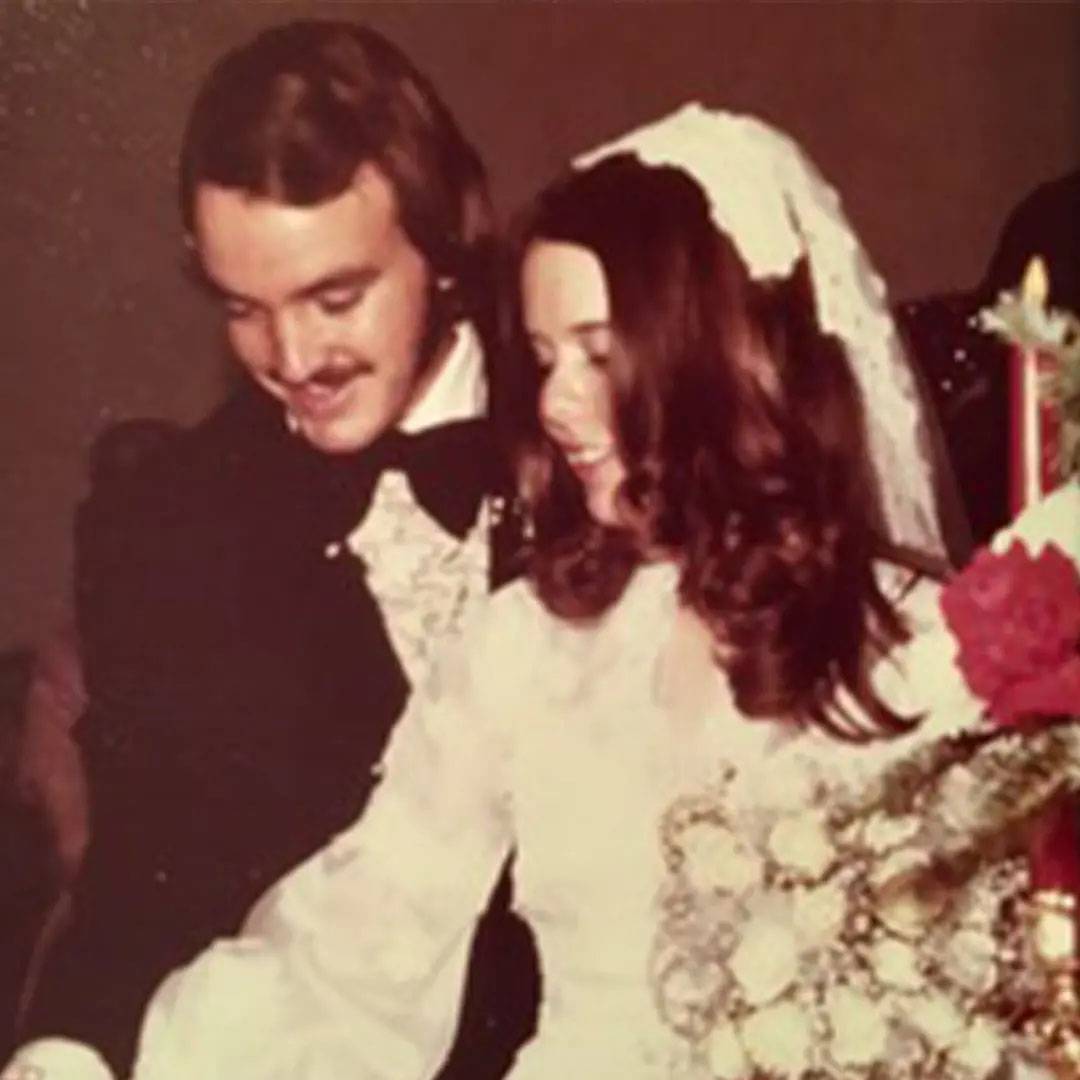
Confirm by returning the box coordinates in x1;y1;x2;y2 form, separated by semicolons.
1021;255;1050;309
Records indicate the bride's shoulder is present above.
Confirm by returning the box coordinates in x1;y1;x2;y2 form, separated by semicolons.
458;564;677;703
456;577;561;673
475;576;549;634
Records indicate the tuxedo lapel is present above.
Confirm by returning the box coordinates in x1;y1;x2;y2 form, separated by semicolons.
78;386;524;886
488;489;528;591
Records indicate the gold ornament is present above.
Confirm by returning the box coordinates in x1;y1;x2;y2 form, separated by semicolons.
1026;888;1080;1078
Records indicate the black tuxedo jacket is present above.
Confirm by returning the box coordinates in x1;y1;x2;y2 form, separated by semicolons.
25;387;537;1076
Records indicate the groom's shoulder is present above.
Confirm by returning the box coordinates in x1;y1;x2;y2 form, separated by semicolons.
81;388;281;521
72;389;298;650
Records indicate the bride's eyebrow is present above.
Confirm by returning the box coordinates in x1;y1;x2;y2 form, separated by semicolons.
526;321;613;343
574;323;614;350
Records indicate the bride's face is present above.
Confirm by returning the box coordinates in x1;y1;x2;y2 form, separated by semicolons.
521;240;628;527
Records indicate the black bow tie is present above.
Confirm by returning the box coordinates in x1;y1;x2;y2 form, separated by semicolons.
356;419;495;539
223;391;501;552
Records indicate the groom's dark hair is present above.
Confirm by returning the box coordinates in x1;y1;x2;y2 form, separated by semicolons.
179;20;493;324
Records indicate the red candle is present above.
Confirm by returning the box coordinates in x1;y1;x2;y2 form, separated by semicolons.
1006;259;1080;900
1030;792;1080;893
1008;344;1063;516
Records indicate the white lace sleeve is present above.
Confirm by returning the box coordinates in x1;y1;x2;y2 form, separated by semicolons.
131;615;516;1080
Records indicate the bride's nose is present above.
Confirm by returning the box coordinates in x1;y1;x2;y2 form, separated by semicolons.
541;354;592;425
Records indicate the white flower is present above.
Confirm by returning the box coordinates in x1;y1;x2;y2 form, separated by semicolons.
729;920;799;1005
740;1000;813;1075
870;847;928;893
658;958;726;1032
1031;896;1080;963
977;261;1080;356
935;768;985;835
991;483;1080;564
871;851;944;939
705;1021;749;1077
904;990;965;1049
681;822;761;896
939;927;998;995
869;936;923;991
767;812;836;879
860;812;920;853
747;755;816;814
949;1016;1004;1075
876;887;945;939
826;985;890;1067
791;880;847;943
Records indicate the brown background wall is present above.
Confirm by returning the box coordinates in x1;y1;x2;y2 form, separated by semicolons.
3;0;1079;649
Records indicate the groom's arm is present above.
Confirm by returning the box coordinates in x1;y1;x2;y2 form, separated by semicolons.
16;420;207;1074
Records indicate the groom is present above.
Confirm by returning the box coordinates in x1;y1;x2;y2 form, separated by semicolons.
15;20;536;1078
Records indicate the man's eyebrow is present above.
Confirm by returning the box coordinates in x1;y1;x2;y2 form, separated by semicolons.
291;266;379;302
181;261;379;306
182;258;256;307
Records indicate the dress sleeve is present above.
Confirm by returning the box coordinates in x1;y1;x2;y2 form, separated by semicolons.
132;616;516;1080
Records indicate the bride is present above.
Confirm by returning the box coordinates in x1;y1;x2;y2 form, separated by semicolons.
20;105;1079;1079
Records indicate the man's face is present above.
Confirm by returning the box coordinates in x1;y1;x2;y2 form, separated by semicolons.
192;164;434;454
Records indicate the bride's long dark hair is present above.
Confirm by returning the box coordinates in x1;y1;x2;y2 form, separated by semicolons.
506;155;923;738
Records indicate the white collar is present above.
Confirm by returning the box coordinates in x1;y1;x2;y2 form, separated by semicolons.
398;321;487;435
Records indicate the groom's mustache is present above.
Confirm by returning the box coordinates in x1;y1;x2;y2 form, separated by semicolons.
280;359;376;389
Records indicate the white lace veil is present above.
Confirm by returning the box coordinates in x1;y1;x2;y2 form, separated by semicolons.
574;103;957;563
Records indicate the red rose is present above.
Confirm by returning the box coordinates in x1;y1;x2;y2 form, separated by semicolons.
940;539;1080;725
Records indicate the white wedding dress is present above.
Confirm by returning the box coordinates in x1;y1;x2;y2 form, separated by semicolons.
125;489;1079;1080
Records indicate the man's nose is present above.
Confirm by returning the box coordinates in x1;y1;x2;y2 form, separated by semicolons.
269;308;321;383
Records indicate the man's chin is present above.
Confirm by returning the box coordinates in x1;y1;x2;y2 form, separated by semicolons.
295;416;380;456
